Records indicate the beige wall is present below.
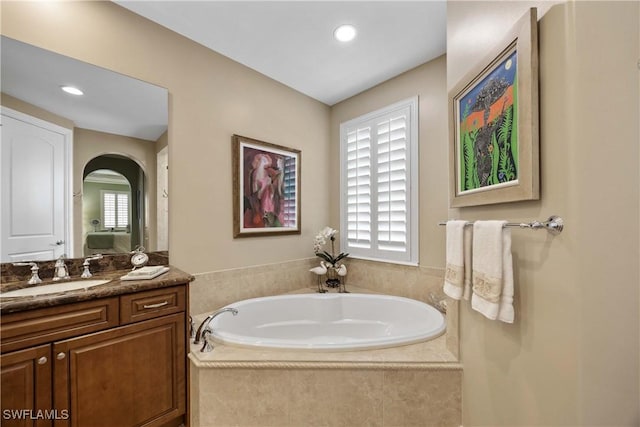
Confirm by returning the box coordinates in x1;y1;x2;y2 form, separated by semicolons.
1;93;75;129
74;128;158;254
448;1;639;425
156;130;168;153
1;1;331;273
330;56;449;268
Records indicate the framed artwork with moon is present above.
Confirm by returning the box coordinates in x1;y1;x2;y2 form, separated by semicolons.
449;8;539;207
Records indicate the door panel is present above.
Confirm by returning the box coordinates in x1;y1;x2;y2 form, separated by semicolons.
1;345;53;427
1;112;69;262
53;314;185;427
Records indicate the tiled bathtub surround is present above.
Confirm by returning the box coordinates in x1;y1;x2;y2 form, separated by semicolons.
190;257;448;312
190;364;462;427
189;258;318;315
190;331;461;426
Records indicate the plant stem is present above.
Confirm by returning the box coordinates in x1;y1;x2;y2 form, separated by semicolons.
331;237;335;265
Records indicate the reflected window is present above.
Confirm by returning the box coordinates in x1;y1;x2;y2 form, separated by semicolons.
101;190;130;229
83;169;131;233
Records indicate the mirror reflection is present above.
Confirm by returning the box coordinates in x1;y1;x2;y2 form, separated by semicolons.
0;36;169;262
83;166;133;255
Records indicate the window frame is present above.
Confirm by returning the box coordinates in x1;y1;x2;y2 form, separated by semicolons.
100;189;131;230
339;96;419;266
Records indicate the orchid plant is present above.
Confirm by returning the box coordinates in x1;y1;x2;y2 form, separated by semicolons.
313;226;348;267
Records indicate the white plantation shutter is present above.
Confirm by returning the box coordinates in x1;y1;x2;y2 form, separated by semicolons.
340;97;418;264
103;193;116;228
101;191;130;229
116;193;129;227
377;114;408;252
346;126;371;248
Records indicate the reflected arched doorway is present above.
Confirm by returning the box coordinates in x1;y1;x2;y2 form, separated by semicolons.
82;155;146;256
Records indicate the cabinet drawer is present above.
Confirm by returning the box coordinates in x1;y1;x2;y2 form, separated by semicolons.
120;286;185;324
0;298;119;354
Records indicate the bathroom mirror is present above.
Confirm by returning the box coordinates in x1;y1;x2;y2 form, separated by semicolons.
0;36;169;262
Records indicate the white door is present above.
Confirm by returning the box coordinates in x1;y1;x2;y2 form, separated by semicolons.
156;146;168;251
1;109;72;262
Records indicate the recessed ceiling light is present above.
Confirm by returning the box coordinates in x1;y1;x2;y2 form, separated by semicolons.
334;24;357;43
60;85;84;96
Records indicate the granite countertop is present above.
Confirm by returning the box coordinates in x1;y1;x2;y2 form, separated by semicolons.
0;266;194;314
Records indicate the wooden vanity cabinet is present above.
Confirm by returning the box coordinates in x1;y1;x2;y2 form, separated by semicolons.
0;345;52;427
1;284;188;427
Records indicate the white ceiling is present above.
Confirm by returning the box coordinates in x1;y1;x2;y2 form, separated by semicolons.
1;2;445;140
114;1;447;106
1;36;168;141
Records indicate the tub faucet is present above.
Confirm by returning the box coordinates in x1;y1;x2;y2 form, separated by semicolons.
193;307;238;344
200;329;214;353
188;316;195;340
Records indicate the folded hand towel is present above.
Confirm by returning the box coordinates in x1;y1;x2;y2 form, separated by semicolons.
497;231;515;323
462;225;473;301
443;220;468;300
471;221;515;323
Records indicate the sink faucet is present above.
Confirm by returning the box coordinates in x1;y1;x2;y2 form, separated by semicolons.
81;254;104;278
53;256;70;281
193;307;238;345
12;262;42;285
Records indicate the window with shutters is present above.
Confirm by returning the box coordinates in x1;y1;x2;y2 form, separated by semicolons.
101;190;130;229
339;97;418;265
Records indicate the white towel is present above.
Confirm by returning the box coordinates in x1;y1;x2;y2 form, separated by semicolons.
470;221;515;323
462;226;473;301
497;231;514;323
443;220;469;300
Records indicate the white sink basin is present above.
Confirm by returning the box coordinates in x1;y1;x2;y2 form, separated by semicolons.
0;279;111;298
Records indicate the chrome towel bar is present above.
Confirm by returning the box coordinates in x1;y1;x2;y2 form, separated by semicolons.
438;215;564;234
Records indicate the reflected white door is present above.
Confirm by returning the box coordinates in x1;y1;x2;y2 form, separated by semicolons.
1;109;72;262
156;146;168;251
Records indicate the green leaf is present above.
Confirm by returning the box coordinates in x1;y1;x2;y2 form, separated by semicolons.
334;253;349;263
316;253;333;264
463;132;477;191
497;105;513;145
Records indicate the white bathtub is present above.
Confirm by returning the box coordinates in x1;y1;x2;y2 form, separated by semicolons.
208;293;446;351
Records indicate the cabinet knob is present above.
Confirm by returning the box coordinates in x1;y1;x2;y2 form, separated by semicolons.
56;352;66;360
37;356;47;365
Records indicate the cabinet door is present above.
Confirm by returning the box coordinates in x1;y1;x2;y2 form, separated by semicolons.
1;345;53;427
53;314;185;427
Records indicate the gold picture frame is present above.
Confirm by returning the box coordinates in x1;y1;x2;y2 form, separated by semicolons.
232;134;301;237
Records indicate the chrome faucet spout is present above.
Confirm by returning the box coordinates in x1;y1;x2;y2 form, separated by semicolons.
13;262;42;285
193;307;238;344
81;254;104;278
53;256;70;281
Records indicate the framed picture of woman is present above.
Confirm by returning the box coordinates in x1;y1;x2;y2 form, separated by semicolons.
232;134;301;237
